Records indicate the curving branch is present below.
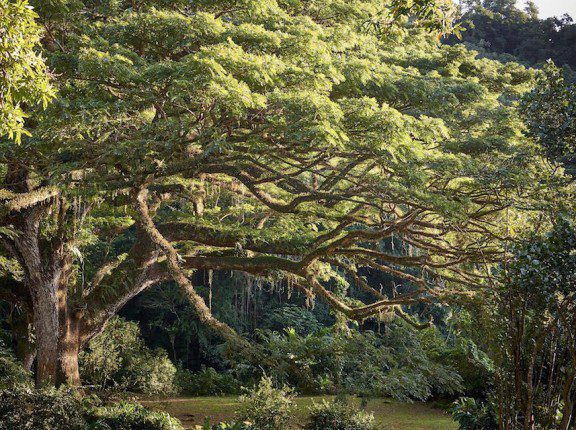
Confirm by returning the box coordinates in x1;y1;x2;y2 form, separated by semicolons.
134;186;248;347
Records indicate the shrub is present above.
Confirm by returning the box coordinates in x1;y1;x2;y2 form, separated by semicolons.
0;343;32;389
86;400;183;430
122;348;178;395
200;422;253;430
304;397;375;430
0;387;87;430
177;366;241;396
451;397;497;430
340;326;462;401
236;376;295;430
80;317;177;395
0;388;183;430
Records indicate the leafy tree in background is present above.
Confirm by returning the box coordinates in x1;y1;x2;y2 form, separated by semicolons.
0;0;54;142
238;325;464;400
453;0;576;71
522;62;576;164
0;0;548;387
523;1;539;21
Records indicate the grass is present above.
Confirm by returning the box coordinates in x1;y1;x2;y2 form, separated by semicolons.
143;396;458;429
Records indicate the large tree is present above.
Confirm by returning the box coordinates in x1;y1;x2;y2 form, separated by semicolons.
0;0;545;387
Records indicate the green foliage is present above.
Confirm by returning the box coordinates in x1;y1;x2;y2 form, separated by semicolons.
521;61;576;160
176;366;240;396
0;387;87;430
0;0;54;142
485;220;576;428
452;1;576;70
80;317;177;395
417;327;493;398
236;376;295;430
451;397;497;430
262;304;324;335
124;281;240;372
304;397;375;430
0;342;32;389
86;400;183;430
26;0;540;274
237;325;462;400
0;388;183;430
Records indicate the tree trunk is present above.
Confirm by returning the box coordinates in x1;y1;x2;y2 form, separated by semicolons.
57;315;82;386
558;370;575;430
28;288;83;387
31;283;59;387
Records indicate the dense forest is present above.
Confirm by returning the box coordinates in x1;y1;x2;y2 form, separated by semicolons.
452;0;576;73
1;0;575;429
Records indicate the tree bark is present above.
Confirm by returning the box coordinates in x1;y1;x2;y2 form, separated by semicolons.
57;314;82;386
135;187;248;347
30;282;60;387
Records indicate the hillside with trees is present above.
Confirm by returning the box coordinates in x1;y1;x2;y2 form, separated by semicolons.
452;0;576;73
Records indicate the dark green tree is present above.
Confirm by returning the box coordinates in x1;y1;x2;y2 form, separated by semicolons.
523;1;539;20
522;62;576;163
451;1;576;70
490;221;576;429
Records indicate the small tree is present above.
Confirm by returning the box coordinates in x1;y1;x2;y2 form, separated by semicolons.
79;317;177;395
305;397;375;430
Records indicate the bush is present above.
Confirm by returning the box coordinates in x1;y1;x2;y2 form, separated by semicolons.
80;317;177;395
0;387;87;430
236;376;295;430
304;397;375;430
177;366;241;396
451;397;497;430
0;343;32;389
0;388;183;430
86;400;183;430
123;348;178;395
202;422;253;430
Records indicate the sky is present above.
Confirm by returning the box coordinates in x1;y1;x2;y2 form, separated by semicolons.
518;0;576;18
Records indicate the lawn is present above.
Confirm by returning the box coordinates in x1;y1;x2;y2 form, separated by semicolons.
143;396;458;429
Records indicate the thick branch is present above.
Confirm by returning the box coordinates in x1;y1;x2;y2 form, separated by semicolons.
134;187;247;346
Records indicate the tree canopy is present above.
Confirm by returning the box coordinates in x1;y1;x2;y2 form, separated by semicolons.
0;0;552;387
0;0;54;142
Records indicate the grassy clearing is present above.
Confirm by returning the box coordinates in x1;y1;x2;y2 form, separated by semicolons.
143;396;458;430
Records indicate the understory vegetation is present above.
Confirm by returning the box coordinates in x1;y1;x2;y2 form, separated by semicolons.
0;388;182;430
